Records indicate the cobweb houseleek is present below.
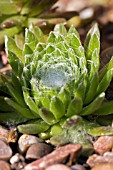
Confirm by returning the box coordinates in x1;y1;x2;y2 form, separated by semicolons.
1;23;113;156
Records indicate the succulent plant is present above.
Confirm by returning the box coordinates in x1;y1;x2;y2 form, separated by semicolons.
1;23;113;155
0;0;59;47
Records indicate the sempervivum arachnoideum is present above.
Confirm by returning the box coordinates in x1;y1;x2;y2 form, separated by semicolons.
2;23;113;155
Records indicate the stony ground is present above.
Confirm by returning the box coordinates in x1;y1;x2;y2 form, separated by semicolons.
0;125;113;170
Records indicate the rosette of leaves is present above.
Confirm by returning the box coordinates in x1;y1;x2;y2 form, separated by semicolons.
0;0;59;46
1;23;113;155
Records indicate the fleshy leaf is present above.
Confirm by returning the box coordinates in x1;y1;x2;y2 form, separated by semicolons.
80;92;105;116
94;100;113;116
18;119;50;134
5;98;36;119
66;98;83;117
39;108;58;125
84;23;100;61
50;96;65;120
96;69;113;95
5;36;23;62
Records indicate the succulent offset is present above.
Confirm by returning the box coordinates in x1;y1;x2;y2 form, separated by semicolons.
1;23;113;155
0;0;59;46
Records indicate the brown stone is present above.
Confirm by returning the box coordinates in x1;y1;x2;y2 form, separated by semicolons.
87;152;113;168
18;134;43;153
0;126;9;142
93;136;113;155
91;163;113;170
45;164;71;170
24;144;82;170
0;140;12;161
0;160;11;170
26;143;53;160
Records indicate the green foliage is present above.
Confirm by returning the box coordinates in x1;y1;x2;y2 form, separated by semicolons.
0;0;58;46
1;23;113;155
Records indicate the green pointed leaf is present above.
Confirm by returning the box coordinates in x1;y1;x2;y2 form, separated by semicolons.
99;56;113;81
96;69;113;95
0;2;20;15
0;112;29;125
50;96;65;120
74;78;87;100
80;92;105;116
5;36;23;62
84;23;100;61
69;34;81;48
30;78;40;106
88;126;113;136
40;96;50;109
91;48;100;70
5;98;36;119
94;101;113;116
68;25;80;38
46;44;55;54
23;88;40;117
29;24;45;42
18;119;50;134
39;108;58;125
12;73;22;94
25;29;38;50
7;51;18;74
47;32;56;43
84;72;99;105
0;26;22;46
6;83;26;107
22;66;31;84
59;88;71;110
23;44;33;55
0;97;13;112
35;43;45;52
54;24;67;35
66;98;83;117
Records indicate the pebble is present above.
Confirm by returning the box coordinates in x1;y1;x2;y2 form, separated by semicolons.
71;164;86;170
26;142;53;160
91;163;113;170
87;152;113;168
0;160;11;170
24;144;82;170
0;140;12;161
93;136;113;155
45;164;71;170
18;134;43;153
87;154;106;167
10;153;25;164
0;126;9;142
10;153;26;170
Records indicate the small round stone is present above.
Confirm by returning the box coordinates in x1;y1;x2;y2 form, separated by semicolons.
0;140;12;161
45;164;71;170
10;153;24;164
0;160;11;170
10;153;26;170
18;134;43;153
26;142;53;160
